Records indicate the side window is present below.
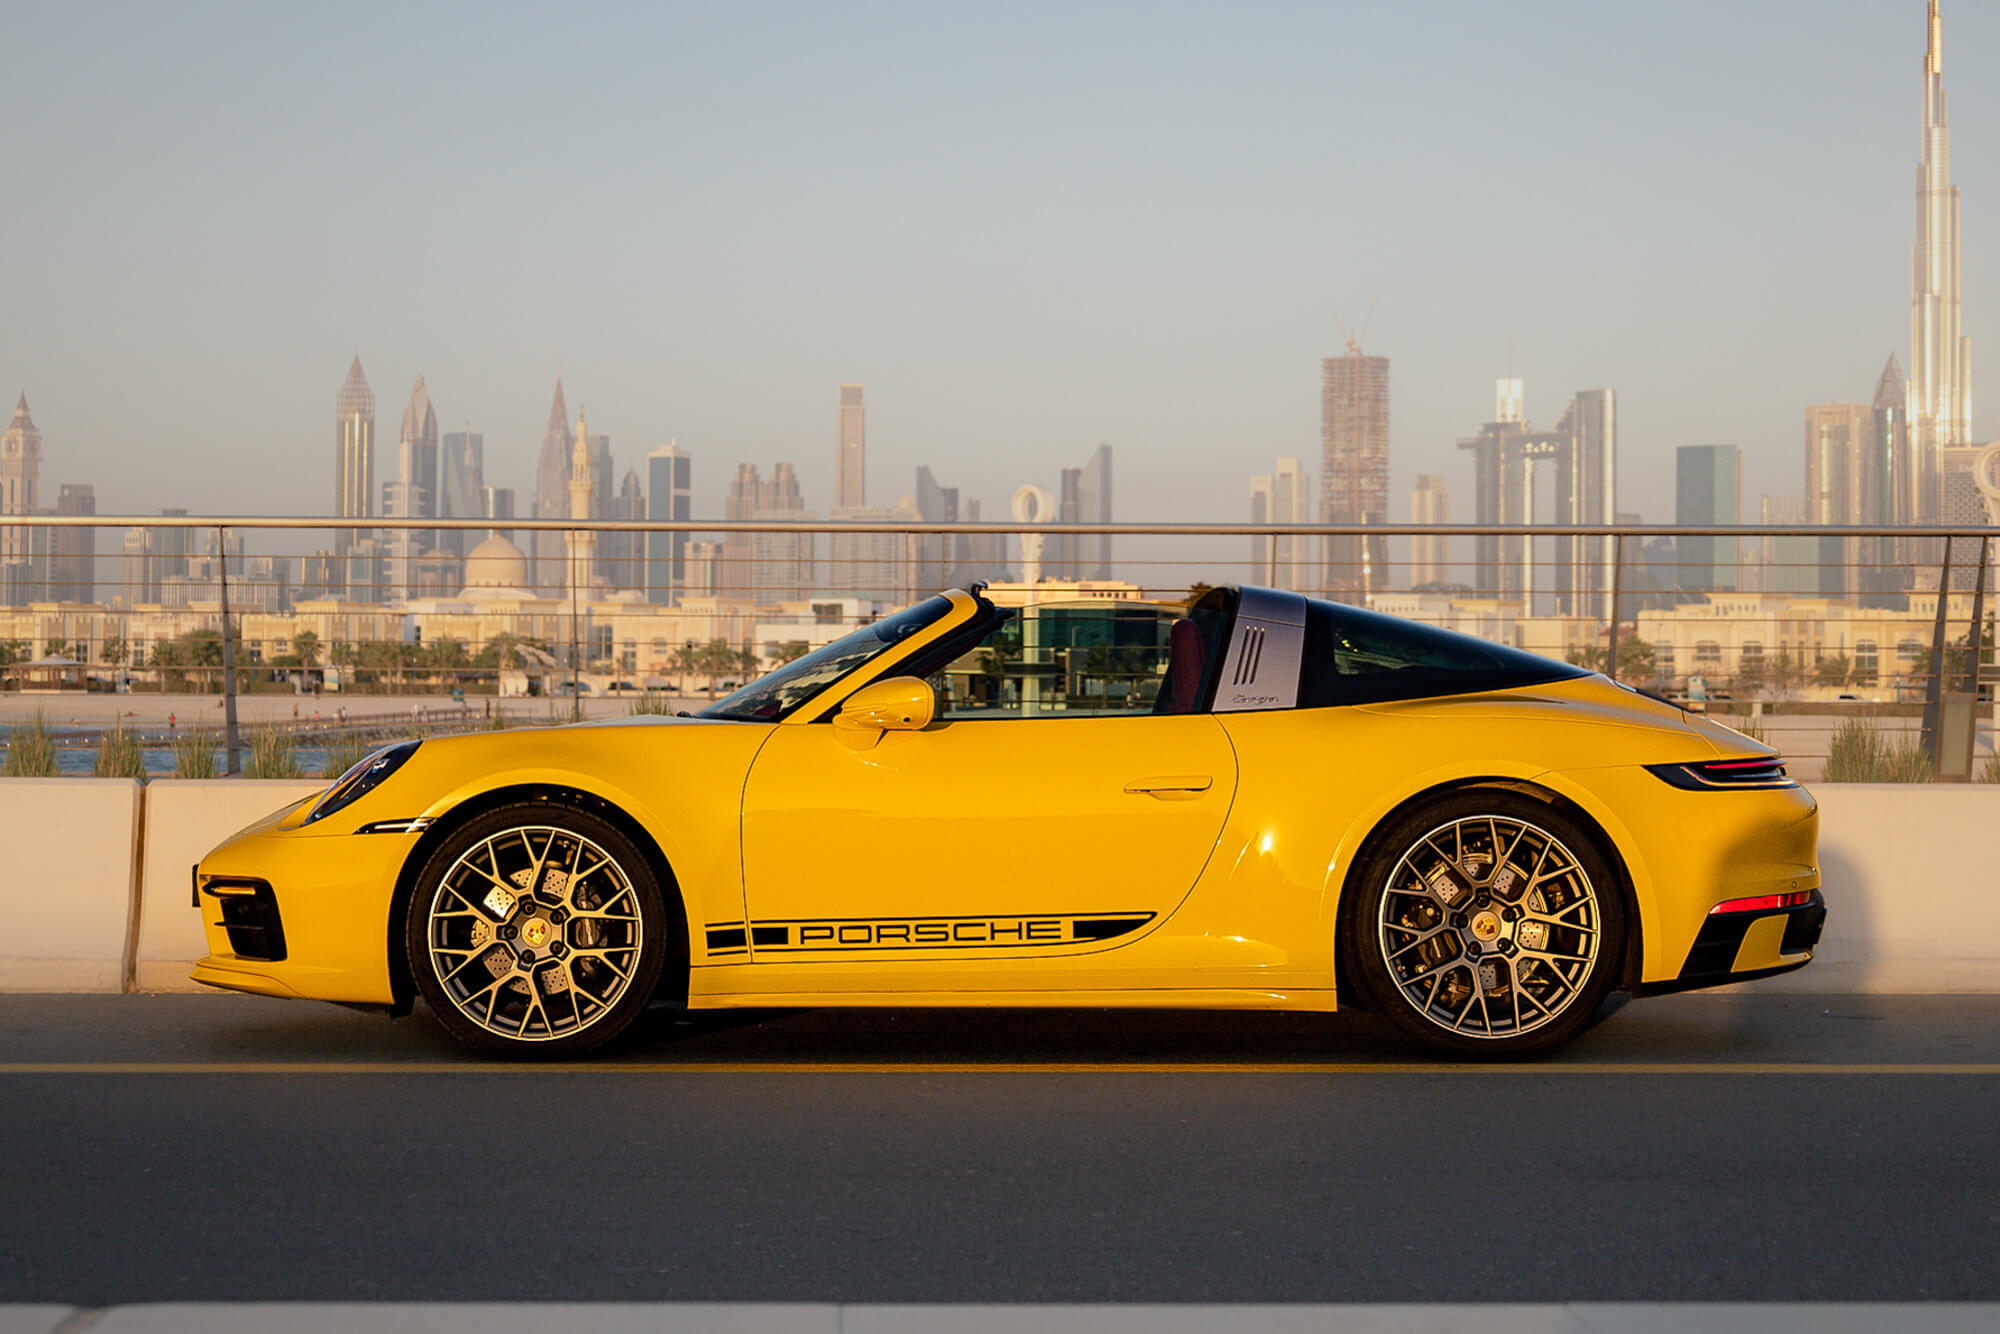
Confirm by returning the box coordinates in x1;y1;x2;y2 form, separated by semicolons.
926;603;1181;718
1298;599;1586;708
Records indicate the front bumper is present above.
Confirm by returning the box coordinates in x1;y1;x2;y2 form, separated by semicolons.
1635;889;1826;996
191;824;417;1005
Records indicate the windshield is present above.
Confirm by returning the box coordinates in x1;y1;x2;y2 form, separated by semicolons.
697;595;955;722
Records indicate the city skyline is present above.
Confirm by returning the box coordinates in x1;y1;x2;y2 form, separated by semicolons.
5;4;1996;532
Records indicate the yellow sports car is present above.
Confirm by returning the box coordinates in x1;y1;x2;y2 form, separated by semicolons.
193;584;1823;1058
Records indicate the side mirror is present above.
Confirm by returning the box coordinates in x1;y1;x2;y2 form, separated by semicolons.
833;676;936;750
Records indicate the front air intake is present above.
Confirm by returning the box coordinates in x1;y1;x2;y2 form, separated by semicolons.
202;878;288;962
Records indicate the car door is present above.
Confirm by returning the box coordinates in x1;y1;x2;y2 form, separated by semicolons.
737;710;1238;961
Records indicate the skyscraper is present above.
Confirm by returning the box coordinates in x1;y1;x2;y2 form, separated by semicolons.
1;395;42;566
610;470;645;592
1459;390;1550;601
387;376;438;593
1867;355;1915;599
646;445;692;604
837;384;866;510
1320;348;1390;600
566;409;596;597
1249;458;1312;592
399;376;439;520
1675;446;1741;592
51;483;94;604
914;466;964;593
482;486;515;544
752;462;813;602
1457;380;1610;608
1805;402;1873;529
1409;475;1449;588
1806;401;1874;598
1076;444;1112;579
1552;389;1616;619
533;379;572;590
1873;354;1915;526
719;462;814;604
1912;0;1970;521
439;429;484;558
1050;444;1113;580
334;358;374;554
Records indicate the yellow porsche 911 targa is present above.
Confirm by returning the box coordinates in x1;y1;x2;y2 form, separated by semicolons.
192;584;1823;1058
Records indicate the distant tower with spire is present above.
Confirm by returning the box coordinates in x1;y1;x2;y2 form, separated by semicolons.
566;407;596;596
335;357;375;553
533;378;572;590
384;375;438;596
398;375;439;522
1912;0;1969;523
2;395;43;564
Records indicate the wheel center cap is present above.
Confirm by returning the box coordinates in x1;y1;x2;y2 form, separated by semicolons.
521;918;552;949
1470;911;1502;943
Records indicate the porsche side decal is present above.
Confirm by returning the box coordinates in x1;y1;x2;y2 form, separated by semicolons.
704;912;1156;954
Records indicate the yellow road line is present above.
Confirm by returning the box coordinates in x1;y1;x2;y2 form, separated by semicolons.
2;1061;1999;1075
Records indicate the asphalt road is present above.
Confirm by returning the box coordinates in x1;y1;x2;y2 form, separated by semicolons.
3;993;1997;1306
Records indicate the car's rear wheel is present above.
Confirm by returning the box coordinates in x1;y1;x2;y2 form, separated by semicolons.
1345;790;1627;1058
406;804;670;1058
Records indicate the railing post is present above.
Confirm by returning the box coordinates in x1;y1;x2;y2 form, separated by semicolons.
1964;536;1989;696
217;524;240;775
1920;543;1954;772
1606;533;1624;683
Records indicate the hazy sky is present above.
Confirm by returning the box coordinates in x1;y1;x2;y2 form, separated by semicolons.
3;0;1995;529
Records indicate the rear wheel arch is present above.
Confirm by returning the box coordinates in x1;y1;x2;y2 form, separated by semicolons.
1331;777;1643;1010
388;783;690;1012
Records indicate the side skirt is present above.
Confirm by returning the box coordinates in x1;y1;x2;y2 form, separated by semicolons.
684;986;1338;1012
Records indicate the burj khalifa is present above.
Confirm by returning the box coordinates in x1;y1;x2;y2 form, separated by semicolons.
1911;0;1971;523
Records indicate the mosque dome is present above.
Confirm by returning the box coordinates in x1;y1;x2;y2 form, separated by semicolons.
463;534;530;598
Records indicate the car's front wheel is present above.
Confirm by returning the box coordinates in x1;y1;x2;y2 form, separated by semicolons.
406;804;671;1058
1345;790;1627;1058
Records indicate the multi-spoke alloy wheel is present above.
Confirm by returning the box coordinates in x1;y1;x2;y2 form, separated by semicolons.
407;804;671;1057
1346;791;1626;1057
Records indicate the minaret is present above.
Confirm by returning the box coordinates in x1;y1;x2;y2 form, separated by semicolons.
566;407;596;595
335;357;375;553
1912;0;1970;523
2;395;44;564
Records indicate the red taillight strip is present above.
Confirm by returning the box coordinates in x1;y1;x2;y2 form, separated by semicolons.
1646;758;1796;790
1710;891;1815;915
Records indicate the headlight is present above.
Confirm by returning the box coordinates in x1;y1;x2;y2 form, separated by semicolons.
303;740;421;825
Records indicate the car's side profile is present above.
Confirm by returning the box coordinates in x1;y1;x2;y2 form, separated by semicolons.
192;584;1824;1058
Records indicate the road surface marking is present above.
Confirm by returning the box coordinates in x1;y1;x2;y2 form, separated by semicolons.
3;1061;1999;1075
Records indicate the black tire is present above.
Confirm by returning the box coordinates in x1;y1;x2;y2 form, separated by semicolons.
406;802;673;1059
1343;789;1628;1059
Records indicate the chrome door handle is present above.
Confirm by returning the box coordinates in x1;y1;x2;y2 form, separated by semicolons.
1123;775;1213;800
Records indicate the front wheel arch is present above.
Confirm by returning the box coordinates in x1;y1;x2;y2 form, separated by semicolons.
1331;778;1642;1011
388;783;690;1013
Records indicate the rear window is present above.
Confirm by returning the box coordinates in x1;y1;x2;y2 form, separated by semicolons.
1299;599;1586;708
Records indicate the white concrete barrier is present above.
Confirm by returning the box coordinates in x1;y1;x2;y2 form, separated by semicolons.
133;780;326;991
0;779;142;992
1755;784;2000;993
3;777;2000;997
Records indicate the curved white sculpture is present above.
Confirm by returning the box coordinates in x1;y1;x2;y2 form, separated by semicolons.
1011;484;1055;585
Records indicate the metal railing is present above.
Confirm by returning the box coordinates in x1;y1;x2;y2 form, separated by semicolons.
0;514;1992;780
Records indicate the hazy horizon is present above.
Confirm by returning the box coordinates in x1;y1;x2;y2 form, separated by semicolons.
4;0;1994;526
